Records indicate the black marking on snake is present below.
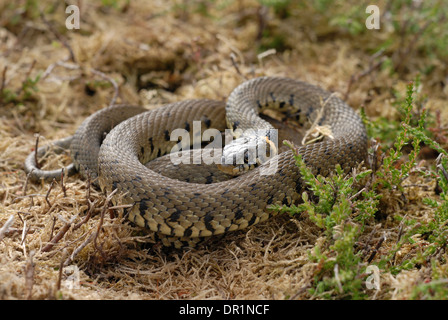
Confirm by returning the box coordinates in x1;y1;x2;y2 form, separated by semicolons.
140;146;145;157
168;208;182;222
256;100;262;109
232;121;240;131
270;92;276;102
289;94;294;106
234;208;243;220
247;214;257;227
148;137;154;154
194;192;201;197
266;194;274;205
168;224;175;236
202;116;211;128
205;175;214;184
279;101;286;109
164;130;170;141
204;213;214;232
181;240;190;247
157;148;162;157
282;196;290;205
183;226;193;238
138;199;149;217
184;122;190;131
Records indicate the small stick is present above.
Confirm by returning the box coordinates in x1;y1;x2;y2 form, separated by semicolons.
349;187;366;202
86;173;92;211
256;5;268;42
40;10;76;63
437;163;448;183
56;249;69;291
16;212;25;224
20;222;31;246
230;53;246;79
360;225;378;257
49;216;56;243
64;232;96;267
73;199;97;231
91;69;119;106
0;65;7;95
344;57;385;101
93;189;117;262
60;168;67;197
41;215;76;253
73;173;96;230
367;233;387;263
391;214;408;264
0;215;15;241
17;60;36;96
24;250;35;300
108;204;133;210
65;190;117;266
22;169;34;196
25;60;36;80
34;134;41;169
45;179;56;208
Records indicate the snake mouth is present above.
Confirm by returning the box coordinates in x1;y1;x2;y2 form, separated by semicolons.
217;136;277;176
217;162;259;176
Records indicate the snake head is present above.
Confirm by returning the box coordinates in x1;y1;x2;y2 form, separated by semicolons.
218;129;278;176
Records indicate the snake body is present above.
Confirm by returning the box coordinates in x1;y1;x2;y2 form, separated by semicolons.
25;77;368;248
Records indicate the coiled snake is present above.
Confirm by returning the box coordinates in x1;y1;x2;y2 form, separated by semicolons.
25;77;368;248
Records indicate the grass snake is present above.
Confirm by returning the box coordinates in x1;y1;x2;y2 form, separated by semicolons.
25;77;368;248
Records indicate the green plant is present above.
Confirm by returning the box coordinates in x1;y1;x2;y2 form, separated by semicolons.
271;76;448;299
1;72;41;105
271;141;378;299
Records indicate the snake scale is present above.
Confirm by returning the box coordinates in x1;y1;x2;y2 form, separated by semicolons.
25;77;368;248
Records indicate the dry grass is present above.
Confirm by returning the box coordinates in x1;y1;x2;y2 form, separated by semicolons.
0;0;447;300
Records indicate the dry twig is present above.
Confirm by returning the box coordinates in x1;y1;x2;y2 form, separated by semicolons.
45;179;56;208
40;10;76;63
367;233;387;263
34;134;41;169
91;69;119;106
0;66;7;96
24;250;35;300
230;53;247;80
60;168;67;197
344;55;386;101
0;215;15;241
41;215;77;253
